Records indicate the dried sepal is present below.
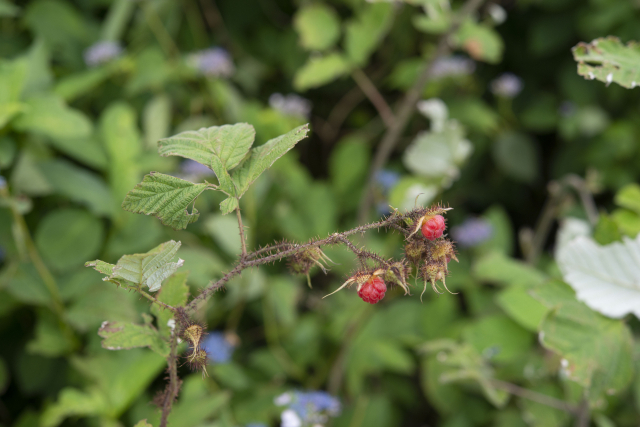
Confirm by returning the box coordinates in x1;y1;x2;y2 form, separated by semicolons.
379;261;412;295
185;347;209;378
420;258;457;301
323;270;379;299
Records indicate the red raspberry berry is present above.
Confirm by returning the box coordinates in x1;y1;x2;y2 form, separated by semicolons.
421;215;446;241
358;277;387;304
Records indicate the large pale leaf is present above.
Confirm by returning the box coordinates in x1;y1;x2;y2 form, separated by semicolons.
556;233;640;319
86;240;184;292
572;37;640;89
158;123;255;171
122;172;208;230
98;315;169;356
232;124;309;198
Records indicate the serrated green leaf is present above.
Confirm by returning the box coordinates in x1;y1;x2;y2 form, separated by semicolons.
87;240;183;292
294;4;340;51
98;317;169;356
572;37;640;89
345;3;393;66
220;196;239;215
210;154;237;196
122;172;208;230
158;123;255;171
232;124;309;198
293;53;350;91
151;271;189;338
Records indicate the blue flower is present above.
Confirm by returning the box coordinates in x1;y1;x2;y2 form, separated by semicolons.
490;73;523;98
189;48;234;77
451;217;493;248
375;170;400;193
84;41;123;67
201;332;235;363
269;93;312;119
431;56;476;79
180;159;216;177
276;390;341;426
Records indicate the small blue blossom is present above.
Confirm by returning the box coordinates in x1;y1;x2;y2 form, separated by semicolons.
189;48;234;78
451;217;493;248
275;390;341;427
180;159;216;178
269;93;312;119
201;332;235;364
490;73;523;98
431;56;476;79
375;170;400;192
84;41;123;67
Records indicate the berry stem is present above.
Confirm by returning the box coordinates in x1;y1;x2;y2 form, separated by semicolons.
235;206;247;258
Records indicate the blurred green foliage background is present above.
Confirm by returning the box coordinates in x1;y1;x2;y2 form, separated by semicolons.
2;0;640;426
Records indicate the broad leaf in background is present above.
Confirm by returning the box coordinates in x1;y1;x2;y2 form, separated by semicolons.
556;233;640;319
0;58;27;129
421;339;509;408
13;95;92;141
293;4;340;51
122;172;208;230
98;314;169;356
86;240;183;292
572;37;640;89
345;3;393;66
453;20;504;64
150;271;189;338
532;281;634;404
293;53;350;91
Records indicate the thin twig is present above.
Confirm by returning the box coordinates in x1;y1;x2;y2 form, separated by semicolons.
575;398;590;427
358;0;485;222
134;286;178;312
490;379;579;414
564;174;599;225
235;207;247;257
351;68;395;128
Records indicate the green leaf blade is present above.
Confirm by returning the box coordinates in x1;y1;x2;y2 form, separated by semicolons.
122;172;207;230
572;36;640;89
98;320;169;356
233;124;310;198
158;123;255;170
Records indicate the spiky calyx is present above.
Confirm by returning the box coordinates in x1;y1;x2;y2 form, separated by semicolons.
358;277;387;304
420;258;457;299
287;247;333;288
406;204;452;240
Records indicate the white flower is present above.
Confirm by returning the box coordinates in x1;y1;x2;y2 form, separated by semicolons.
488;4;507;25
269;93;312;119
84;41;123;67
274;392;293;406
490;73;523;98
281;409;302;427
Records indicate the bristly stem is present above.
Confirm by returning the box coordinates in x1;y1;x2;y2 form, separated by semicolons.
358;0;485;223
236;206;247;257
186;209;415;311
160;331;180;427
